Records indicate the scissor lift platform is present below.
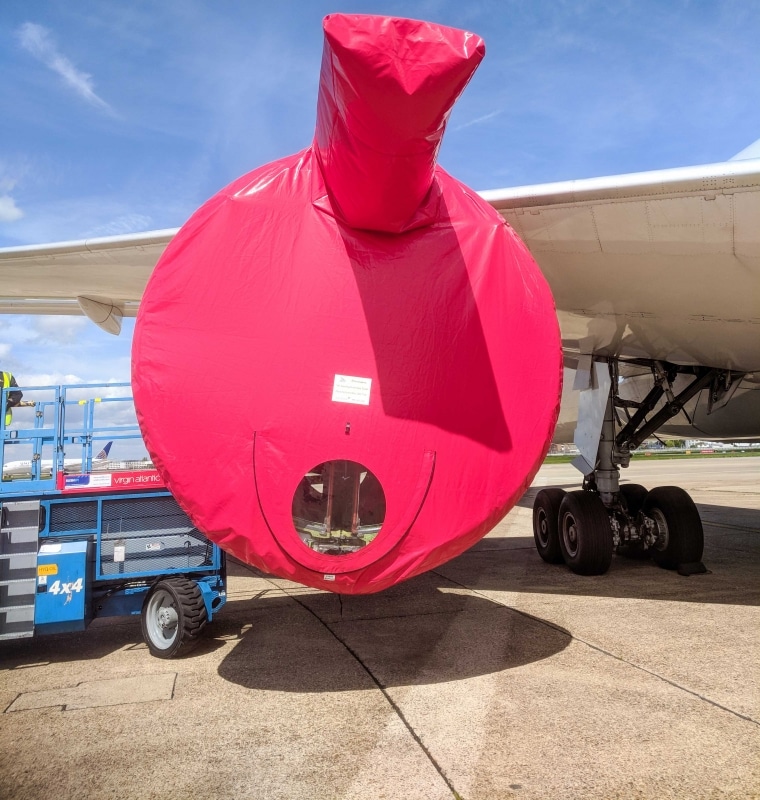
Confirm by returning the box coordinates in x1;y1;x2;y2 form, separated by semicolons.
0;383;226;658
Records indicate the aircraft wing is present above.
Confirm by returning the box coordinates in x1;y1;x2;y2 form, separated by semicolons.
0;229;177;333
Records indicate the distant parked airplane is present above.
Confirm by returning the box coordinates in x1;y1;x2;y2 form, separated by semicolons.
2;441;113;478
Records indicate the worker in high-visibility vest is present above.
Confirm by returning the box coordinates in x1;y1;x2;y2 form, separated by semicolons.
1;371;22;427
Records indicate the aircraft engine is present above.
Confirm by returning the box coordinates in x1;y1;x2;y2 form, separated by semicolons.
132;14;562;594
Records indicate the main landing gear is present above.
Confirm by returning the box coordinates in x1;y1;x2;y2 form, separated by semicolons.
533;358;720;576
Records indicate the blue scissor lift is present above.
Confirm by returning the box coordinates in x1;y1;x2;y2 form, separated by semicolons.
0;383;226;658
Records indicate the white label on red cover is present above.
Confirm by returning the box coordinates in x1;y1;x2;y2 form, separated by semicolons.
332;375;371;405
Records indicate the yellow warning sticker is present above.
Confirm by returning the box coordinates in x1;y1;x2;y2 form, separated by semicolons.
37;564;58;576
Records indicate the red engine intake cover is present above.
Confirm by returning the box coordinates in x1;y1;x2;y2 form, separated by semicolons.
132;14;561;594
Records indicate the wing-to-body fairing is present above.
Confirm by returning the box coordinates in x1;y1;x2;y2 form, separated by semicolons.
1;14;758;587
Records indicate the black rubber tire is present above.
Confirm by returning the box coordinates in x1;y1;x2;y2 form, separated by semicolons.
643;486;704;570
141;577;208;659
616;483;651;559
619;483;648;517
558;491;614;575
533;488;566;563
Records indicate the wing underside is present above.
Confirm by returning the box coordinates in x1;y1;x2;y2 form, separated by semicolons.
0;229;176;332
483;158;760;373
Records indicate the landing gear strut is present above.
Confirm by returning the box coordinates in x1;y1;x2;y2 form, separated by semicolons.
533;357;715;576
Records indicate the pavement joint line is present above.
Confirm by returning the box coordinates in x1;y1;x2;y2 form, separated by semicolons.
225;589;278;600
433;571;760;728
330;608;468;624
267;577;466;800
4;673;178;713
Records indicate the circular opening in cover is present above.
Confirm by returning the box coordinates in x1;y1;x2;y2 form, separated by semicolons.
292;460;386;556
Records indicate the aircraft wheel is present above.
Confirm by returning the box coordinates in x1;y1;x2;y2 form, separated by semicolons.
617;484;651;559
643;486;704;570
619;483;648;516
558;491;613;575
141;577;208;658
532;488;566;563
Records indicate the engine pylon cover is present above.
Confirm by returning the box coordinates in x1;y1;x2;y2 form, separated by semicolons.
132;14;562;594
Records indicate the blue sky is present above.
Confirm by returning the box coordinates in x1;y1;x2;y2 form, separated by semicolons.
1;0;759;389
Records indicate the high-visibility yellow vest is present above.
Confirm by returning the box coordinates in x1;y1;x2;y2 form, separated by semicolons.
2;372;12;427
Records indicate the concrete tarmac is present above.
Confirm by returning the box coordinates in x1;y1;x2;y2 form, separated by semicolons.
2;457;759;799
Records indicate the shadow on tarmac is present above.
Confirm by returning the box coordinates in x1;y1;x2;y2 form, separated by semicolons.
0;567;572;681
454;521;760;607
0;615;229;671
215;579;571;692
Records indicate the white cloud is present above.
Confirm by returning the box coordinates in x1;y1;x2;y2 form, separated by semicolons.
453;109;503;131
0;314;133;387
0;173;24;222
0;196;23;222
32;316;88;345
17;22;112;112
22;371;86;387
1;196;162;246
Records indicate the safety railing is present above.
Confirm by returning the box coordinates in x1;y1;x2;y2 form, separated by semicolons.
1;383;152;496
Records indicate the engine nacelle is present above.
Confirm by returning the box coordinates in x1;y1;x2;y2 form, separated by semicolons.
132;14;561;594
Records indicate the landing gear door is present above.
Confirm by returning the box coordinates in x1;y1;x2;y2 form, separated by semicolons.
572;361;611;475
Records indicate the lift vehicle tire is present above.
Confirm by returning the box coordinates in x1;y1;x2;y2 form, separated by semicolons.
141;577;208;658
643;486;704;570
558;490;614;575
532;488;566;563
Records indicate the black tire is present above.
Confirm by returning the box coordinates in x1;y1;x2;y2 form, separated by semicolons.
558;491;614;575
141;577;208;658
643;486;704;570
617;483;651;559
619;483;648;517
533;488;566;563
